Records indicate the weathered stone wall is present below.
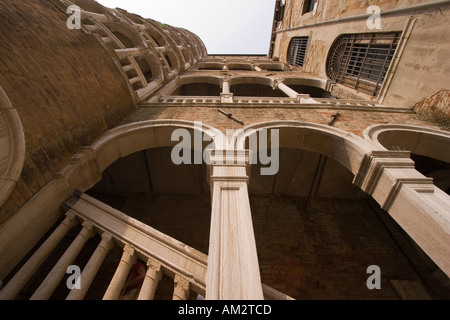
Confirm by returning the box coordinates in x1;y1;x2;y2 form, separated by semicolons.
273;1;450;108
0;0;137;223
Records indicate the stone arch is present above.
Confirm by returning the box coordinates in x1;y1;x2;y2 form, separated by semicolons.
282;76;333;98
255;62;287;71
227;63;253;71
228;76;274;88
197;62;224;71
228;76;283;97
235;121;450;278
169;75;223;96
364;124;450;164
135;53;163;84
90;120;224;176
164;51;180;71
145;25;167;47
235;120;373;175
0;86;26;208
105;21;143;48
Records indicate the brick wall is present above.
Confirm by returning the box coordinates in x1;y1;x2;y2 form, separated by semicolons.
121;105;439;136
414;90;450;130
0;0;136;223
85;191;437;299
250;195;429;299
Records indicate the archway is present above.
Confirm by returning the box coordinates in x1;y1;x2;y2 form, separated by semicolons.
234;121;450;299
229;76;284;97
170;76;223;96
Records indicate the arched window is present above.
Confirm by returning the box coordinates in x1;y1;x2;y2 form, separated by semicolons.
287;36;309;67
326;32;401;96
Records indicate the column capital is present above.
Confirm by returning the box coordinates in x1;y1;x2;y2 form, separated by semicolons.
173;274;190;300
353;150;417;193
99;232;115;250
354;150;436;210
207;150;251;184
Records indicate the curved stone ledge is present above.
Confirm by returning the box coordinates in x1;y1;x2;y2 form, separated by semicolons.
0;86;25;208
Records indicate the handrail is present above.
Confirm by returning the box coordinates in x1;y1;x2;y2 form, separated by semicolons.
64;192;294;300
64;192;208;291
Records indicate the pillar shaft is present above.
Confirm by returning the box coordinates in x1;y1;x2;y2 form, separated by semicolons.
222;80;230;94
355;151;450;277
137;259;163;300
206;150;264;300
276;81;299;98
102;245;137;300
0;214;78;300
66;233;114;300
30;222;95;300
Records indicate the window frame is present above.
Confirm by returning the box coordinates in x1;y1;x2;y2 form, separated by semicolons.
326;32;402;97
287;36;309;67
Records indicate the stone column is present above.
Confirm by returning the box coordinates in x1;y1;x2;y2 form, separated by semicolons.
172;274;190;300
221;79;233;103
275;80;300;98
275;80;318;103
103;245;137;300
137;259;163;300
30;222;95;300
66;233;114;300
0;213;78;300
354;151;450;277
205;150;264;300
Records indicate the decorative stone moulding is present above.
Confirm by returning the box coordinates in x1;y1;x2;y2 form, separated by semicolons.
0;86;25;208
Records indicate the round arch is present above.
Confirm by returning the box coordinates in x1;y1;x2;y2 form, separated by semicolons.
105;21;144;48
364;124;450;164
168;75;223;96
235;120;374;176
282;76;331;91
228;76;274;88
135;53;163;84
90;120;225;176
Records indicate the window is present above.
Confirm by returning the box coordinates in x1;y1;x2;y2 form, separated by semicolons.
287;36;309;67
303;0;318;14
326;32;401;96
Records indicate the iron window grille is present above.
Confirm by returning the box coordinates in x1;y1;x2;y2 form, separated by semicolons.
326;32;402;97
287;36;309;67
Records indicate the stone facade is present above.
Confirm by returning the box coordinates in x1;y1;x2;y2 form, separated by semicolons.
0;0;449;300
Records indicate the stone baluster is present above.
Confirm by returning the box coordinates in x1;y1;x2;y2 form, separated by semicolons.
30;222;95;300
0;213;78;300
66;233;114;300
102;245;137;300
137;259;163;300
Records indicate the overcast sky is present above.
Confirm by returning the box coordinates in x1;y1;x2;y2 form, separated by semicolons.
95;0;277;55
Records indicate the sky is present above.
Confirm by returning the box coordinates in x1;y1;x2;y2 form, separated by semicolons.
95;0;277;55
